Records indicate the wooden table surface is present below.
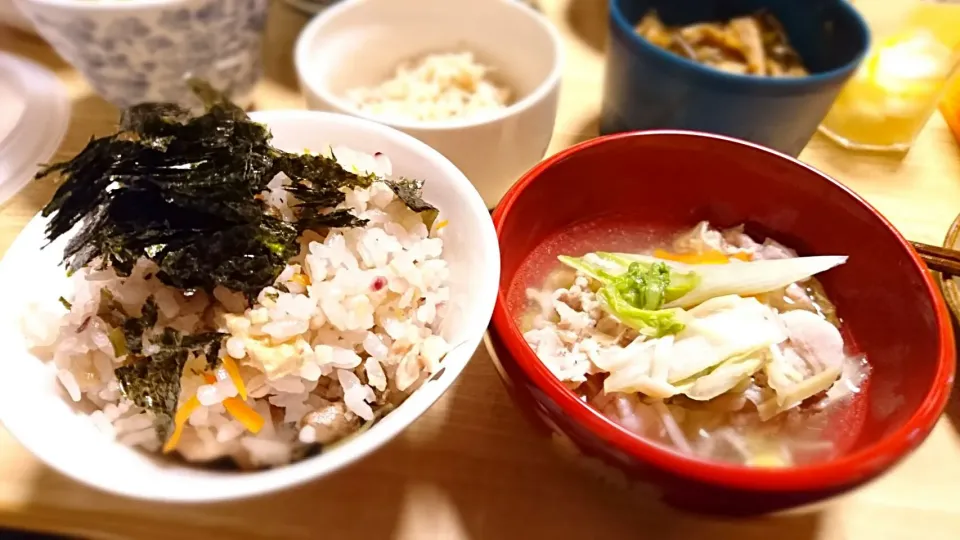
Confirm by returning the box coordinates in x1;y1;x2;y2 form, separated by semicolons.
2;1;960;539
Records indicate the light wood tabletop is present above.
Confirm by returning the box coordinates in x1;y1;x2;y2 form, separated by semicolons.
2;1;960;539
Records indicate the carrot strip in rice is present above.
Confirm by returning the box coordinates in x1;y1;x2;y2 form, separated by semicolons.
204;373;264;433
223;398;265;434
221;356;248;400
163;396;202;454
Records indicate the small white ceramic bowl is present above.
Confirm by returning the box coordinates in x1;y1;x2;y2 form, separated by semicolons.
14;0;269;108
295;0;564;208
0;110;500;502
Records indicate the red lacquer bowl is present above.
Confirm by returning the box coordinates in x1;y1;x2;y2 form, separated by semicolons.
489;131;956;515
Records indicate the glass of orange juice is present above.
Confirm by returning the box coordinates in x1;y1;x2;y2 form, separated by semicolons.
818;0;960;152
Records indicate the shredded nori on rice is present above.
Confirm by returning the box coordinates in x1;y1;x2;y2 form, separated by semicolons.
278;150;374;231
37;79;438;298
114;328;223;441
114;353;186;442
36;79;439;448
100;291;226;439
387;178;440;229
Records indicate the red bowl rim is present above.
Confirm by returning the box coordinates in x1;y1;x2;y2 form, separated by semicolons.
491;130;956;492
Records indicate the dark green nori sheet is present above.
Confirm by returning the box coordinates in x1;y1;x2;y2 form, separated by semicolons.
38;79;438;299
114;327;223;442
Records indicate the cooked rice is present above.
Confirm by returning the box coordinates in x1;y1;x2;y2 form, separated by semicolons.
22;146;451;468
345;51;512;123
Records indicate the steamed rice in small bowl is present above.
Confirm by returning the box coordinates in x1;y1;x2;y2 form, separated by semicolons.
0;103;498;501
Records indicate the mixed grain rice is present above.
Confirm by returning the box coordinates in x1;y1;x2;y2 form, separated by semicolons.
345;51;511;123
23;147;452;468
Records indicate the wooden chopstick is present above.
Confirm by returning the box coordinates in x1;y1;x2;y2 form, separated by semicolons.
911;241;960;277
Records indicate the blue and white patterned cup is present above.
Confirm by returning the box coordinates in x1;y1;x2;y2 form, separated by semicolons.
15;0;269;109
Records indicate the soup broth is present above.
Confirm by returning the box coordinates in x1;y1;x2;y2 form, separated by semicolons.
516;220;869;467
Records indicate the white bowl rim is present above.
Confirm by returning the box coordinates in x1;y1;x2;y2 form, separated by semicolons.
0;109;501;503
294;0;565;132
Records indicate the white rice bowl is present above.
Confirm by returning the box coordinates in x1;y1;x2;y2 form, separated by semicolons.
0;111;499;502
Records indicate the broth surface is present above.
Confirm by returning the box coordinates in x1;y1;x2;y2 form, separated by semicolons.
514;219;869;467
